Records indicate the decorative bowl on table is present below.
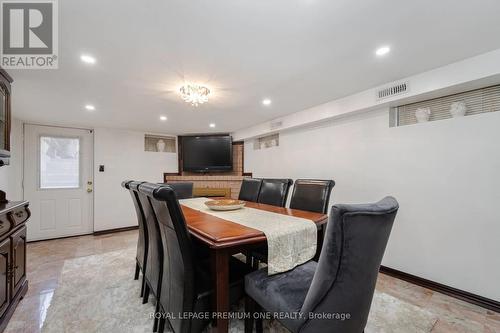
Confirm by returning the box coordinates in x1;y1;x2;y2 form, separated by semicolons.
204;199;246;211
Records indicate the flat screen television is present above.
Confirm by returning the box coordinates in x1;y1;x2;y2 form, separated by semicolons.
181;135;233;172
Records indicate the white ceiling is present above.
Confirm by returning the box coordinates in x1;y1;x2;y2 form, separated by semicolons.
10;0;500;135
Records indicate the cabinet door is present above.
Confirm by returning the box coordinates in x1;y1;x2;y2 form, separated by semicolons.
11;226;26;296
0;238;10;317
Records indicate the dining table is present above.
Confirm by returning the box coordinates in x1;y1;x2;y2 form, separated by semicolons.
179;199;329;333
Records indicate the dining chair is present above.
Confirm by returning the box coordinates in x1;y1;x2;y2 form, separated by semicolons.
142;183;251;333
245;197;399;333
250;178;293;268
289;179;335;261
238;178;262;202
257;178;293;207
289;179;335;214
165;182;194;199
135;182;164;332
252;179;335;266
122;180;148;297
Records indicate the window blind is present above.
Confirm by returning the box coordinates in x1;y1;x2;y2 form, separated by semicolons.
396;85;500;126
253;133;279;150
144;135;176;153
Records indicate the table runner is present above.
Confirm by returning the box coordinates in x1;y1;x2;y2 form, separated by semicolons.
179;197;317;275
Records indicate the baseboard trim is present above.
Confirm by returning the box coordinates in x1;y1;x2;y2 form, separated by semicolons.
27;232;93;243
93;225;138;236
380;265;500;313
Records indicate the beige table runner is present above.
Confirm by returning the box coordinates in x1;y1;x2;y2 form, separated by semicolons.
180;197;317;275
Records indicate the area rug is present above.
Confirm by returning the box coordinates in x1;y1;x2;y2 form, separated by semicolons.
42;249;437;333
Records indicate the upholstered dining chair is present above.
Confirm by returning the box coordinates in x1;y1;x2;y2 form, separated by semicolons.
122;180;148;298
245;197;399;333
252;179;336;266
165;182;194;199
238;178;262;202
250;178;293;268
257;178;293;207
289;179;335;214
142;183;251;333
135;182;165;332
289;179;335;260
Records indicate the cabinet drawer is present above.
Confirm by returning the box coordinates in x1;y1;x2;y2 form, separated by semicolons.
8;207;30;227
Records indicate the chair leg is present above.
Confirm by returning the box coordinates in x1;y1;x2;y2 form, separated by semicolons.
252;258;260;270
158;316;166;333
140;275;145;297
134;262;140;280
245;251;253;269
153;301;160;332
245;297;255;333
142;283;150;304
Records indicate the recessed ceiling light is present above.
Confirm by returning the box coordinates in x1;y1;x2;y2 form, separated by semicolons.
262;99;272;106
209;123;216;128
375;46;390;56
85;104;95;111
80;54;96;64
160;115;167;121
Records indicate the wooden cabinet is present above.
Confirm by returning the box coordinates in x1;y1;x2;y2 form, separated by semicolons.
0;201;29;332
11;226;26;297
0;238;10;318
0;68;12;168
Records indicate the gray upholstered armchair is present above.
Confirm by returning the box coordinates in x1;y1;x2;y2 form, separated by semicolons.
245;197;399;333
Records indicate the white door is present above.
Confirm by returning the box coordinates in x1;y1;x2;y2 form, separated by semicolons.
24;124;94;241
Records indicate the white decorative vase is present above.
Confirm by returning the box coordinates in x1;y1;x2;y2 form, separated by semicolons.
156;139;166;152
450;101;467;118
415;107;431;123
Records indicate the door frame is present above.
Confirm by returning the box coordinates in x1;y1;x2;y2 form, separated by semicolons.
22;123;95;240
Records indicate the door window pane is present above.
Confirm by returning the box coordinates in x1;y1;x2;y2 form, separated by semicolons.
40;136;80;189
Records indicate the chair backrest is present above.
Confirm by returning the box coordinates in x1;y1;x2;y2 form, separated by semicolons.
142;183;196;333
122;180;148;268
166;182;194;199
238;178;262;202
289;179;335;214
257;178;293;207
133;182;163;297
299;197;399;333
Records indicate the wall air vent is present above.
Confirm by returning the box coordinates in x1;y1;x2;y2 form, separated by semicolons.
377;82;409;100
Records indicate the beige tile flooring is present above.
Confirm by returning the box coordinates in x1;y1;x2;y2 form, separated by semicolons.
5;230;499;333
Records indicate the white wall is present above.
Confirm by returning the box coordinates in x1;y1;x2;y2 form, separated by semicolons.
244;109;500;302
93;128;178;231
234;48;500;141
0;118;23;201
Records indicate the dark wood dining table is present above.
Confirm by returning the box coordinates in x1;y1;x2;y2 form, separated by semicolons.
179;200;328;333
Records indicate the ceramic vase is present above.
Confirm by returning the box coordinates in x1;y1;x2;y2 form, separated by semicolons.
415;107;431;123
156;139;166;152
450;101;467;118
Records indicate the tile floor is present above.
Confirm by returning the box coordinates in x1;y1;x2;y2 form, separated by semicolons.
5;230;499;333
